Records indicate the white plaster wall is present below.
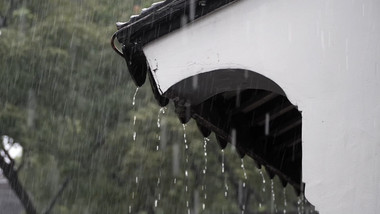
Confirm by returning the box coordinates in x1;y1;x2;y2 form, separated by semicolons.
143;0;380;213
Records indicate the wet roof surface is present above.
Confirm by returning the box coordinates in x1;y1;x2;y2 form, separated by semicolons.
115;0;238;45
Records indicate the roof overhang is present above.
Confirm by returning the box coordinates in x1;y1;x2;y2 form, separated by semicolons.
112;0;380;213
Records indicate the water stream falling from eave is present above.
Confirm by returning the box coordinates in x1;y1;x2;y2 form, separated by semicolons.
154;107;166;209
283;188;287;214
124;85;317;213
182;124;190;214
221;149;228;214
129;87;139;213
202;137;209;211
240;159;248;214
132;87;139;142
258;168;266;209
271;179;277;213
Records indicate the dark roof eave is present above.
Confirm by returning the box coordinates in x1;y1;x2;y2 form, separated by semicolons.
111;0;238;88
115;0;239;47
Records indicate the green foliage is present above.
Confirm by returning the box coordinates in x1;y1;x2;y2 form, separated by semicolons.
0;0;314;213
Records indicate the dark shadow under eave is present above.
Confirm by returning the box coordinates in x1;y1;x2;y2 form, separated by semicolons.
162;69;303;195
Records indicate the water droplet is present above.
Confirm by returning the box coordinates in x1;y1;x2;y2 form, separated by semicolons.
283;188;287;214
132;87;139;106
157;107;166;127
231;129;237;149
182;123;191;206
221;149;225;173
271;179;277;213
241;159;248;180
259;169;266;192
265;113;270;136
192;74;198;89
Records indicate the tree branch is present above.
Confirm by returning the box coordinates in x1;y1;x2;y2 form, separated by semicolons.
0;155;37;214
43;176;71;214
16;156;24;172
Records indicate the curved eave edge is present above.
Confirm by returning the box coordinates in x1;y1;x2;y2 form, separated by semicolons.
114;0;239;88
191;113;304;195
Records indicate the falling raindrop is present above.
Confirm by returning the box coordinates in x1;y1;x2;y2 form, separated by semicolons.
259;169;266;192
189;0;196;21
244;70;248;79
183;124;191;213
27;89;36;128
231;129;237;151
283;188;287;214
194;189;200;214
157;107;166;128
221;150;229;198
155;107;166;208
133;131;136;141
240;159;248;214
362;3;365;16
320;30;325;50
132;87;139;106
221;149;225;174
265;113;270;136
172;144;180;176
297;197;302;214
241;159;248;180
297;193;305;214
132;87;139;142
345;39;349;71
203;137;209;174
192;74;198;89
288;23;292;42
271;179;277;213
181;15;188;27
202;137;209;211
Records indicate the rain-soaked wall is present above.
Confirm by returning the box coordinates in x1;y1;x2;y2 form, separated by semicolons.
143;0;380;213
